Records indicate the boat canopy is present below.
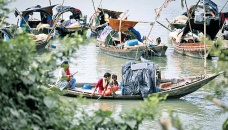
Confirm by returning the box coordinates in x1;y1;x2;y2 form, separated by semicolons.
21;5;56;17
54;5;82;20
97;8;123;18
202;0;218;16
109;18;138;32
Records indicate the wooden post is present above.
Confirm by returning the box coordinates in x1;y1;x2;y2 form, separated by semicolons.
49;0;52;6
118;10;129;42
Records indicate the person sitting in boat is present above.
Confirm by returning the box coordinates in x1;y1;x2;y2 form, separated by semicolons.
56;61;77;91
64;15;78;27
104;74;119;96
90;72;111;97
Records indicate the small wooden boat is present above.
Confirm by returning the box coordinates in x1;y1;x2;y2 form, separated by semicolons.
143;37;168;57
15;5;56;34
53;5;88;36
97;18;154;60
147;45;168;56
50;72;223;100
171;37;210;59
0;27;13;41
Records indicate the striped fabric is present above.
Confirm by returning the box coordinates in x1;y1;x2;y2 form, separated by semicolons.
57;81;69;91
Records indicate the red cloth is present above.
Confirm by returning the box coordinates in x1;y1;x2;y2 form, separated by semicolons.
95;78;108;92
65;69;71;82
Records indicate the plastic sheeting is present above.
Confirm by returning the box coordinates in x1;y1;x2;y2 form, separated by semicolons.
121;61;160;98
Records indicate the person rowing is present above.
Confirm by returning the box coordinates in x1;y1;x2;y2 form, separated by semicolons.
55;61;77;91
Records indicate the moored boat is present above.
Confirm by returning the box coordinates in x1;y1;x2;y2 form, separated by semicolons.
170;0;226;59
171;36;210;58
15;5;56;34
97;18;148;60
53;5;88;36
0;27;13;41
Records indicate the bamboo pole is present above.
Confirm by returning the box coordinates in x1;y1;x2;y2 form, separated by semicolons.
118;10;129;42
45;0;65;42
156;21;172;32
184;0;195;43
15;8;33;34
49;0;52;6
0;17;5;28
203;0;207;72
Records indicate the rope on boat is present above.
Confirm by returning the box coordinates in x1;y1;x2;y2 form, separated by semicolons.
220;0;228;12
184;0;195;43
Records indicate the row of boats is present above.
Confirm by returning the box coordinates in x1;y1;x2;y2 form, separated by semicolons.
1;0;227;100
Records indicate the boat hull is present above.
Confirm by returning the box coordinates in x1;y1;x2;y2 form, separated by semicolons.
99;44;146;60
147;45;168;57
172;38;210;58
50;72;222;100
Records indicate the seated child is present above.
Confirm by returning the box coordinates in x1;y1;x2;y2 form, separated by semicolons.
104;74;119;96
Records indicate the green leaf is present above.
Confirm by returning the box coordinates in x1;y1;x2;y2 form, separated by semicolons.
125;119;137;129
43;96;56;108
0;65;7;76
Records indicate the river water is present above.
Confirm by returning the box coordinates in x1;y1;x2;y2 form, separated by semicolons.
7;0;228;130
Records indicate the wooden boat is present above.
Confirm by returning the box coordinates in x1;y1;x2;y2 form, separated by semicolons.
53;5;88;36
171;36;210;59
50;72;223;100
88;8;123;36
143;37;168;57
0;27;13;41
171;16;221;59
15;5;56;34
97;18;153;60
147;45;168;56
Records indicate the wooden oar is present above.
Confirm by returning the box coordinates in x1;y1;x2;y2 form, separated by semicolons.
97;95;103;100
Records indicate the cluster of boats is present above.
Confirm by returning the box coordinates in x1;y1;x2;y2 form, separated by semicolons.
168;0;228;59
1;0;227;100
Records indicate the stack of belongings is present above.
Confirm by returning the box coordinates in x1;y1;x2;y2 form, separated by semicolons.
121;61;161;98
28;33;48;44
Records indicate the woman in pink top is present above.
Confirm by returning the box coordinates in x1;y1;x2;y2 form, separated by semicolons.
90;72;111;97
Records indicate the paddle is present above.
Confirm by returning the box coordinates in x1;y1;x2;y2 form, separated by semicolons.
97;95;103;100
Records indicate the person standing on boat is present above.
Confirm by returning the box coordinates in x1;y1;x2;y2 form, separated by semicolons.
56;61;77;91
90;72;111;97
